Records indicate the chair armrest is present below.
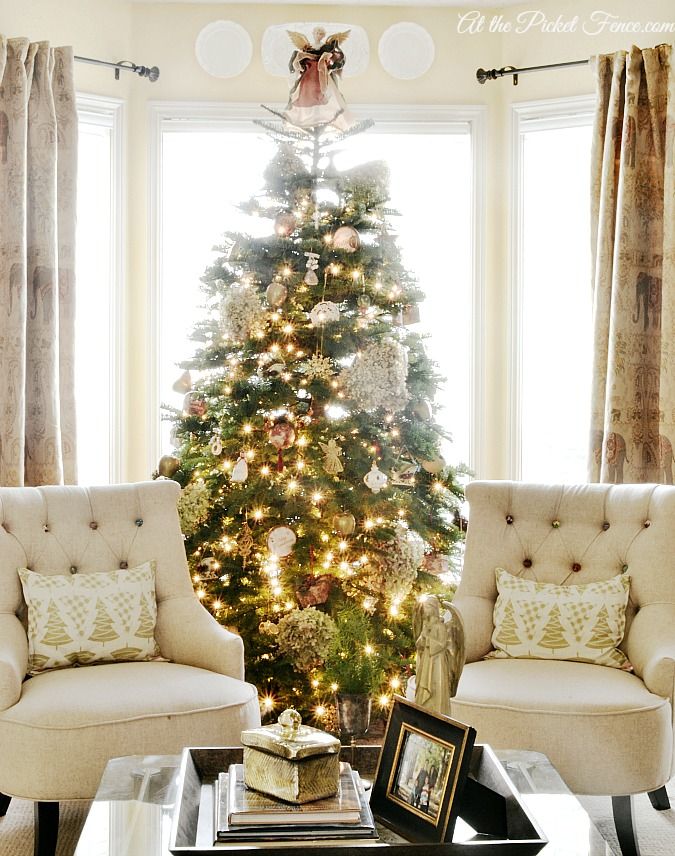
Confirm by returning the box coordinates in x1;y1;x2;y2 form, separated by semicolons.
624;603;675;699
0;614;28;710
155;596;245;681
451;594;495;663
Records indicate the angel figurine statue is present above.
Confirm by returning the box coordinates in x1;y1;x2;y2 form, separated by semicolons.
284;27;355;131
412;595;466;716
319;438;344;475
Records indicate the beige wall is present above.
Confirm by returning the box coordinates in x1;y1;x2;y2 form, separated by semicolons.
3;0;675;481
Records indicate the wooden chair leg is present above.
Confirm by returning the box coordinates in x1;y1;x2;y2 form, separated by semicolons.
612;795;640;856
0;792;11;817
648;785;670;810
33;801;59;856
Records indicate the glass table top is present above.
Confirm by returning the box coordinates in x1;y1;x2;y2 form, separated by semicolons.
74;748;616;856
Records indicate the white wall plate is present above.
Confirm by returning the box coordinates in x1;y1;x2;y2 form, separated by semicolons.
261;22;369;78
378;22;435;80
195;20;253;78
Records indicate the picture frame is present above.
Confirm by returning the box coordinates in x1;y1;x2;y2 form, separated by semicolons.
370;696;476;844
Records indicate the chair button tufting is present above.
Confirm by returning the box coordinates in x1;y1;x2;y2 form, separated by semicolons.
506;515;514;525
572;562;582;572
602;521;610;531
622;563;629;573
69;566;77;574
644;519;651;528
119;561;128;569
552;519;560;529
135;518;143;527
523;558;532;568
89;521;98;530
43;524;50;533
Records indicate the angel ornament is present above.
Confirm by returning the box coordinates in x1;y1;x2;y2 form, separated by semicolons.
412;596;466;717
319;437;344;475
284;28;355;132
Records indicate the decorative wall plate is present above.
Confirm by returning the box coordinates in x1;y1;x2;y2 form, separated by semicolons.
195;20;253;79
262;22;369;78
378;22;435;80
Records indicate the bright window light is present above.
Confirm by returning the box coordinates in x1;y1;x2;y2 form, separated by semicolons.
159;124;473;468
519;120;593;483
75;116;115;484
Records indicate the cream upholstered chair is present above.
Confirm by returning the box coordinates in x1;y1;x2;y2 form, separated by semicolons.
451;481;675;856
0;480;260;856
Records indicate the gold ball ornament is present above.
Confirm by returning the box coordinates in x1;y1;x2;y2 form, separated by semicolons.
420;455;446;474
332;225;360;252
333;512;356;536
274;212;297;237
157;455;180;477
266;280;288;307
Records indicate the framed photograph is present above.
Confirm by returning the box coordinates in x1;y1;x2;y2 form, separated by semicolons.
370;696;476;844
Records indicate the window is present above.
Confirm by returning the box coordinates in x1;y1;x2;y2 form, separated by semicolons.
511;98;595;483
151;104;485;474
75;95;124;484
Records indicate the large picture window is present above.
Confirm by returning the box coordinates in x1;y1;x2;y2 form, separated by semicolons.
511;98;595;483
75;95;124;485
152;105;484;475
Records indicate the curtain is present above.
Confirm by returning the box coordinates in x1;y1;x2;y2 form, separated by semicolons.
589;44;675;484
0;37;77;486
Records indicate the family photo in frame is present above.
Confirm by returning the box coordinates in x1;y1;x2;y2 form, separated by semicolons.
370;697;477;844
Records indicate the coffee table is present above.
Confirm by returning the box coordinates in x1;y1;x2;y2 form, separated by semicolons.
74;747;616;855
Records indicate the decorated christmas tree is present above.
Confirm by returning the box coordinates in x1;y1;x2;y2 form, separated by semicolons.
158;27;465;722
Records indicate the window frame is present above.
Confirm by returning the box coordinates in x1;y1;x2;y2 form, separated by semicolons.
75;93;126;484
508;95;596;480
147;101;486;477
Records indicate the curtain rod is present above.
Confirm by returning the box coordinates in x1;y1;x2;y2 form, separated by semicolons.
476;58;589;86
74;55;160;82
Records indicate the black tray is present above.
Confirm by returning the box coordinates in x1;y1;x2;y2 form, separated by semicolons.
169;744;547;855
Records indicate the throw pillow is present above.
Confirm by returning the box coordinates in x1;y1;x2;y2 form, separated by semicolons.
489;568;631;669
18;561;160;675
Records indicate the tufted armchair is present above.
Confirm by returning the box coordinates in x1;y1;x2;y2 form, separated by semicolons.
0;480;260;856
451;481;675;856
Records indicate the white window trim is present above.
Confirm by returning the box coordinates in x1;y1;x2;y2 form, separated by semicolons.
76;93;126;484
508;95;596;480
147;102;486;477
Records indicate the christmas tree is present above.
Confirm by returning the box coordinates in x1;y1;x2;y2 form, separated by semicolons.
159;27;465;721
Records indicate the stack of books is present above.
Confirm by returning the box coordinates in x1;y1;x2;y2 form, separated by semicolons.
213;761;378;844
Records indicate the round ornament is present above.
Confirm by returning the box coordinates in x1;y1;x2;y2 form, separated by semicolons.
332;225;360;252
183;393;207;417
197;556;220;580
157;455;180;477
266;280;288;307
231;454;249;483
363;462;388;494
268;419;296;471
412;400;432;421
274;212;297;237
172;370;192;394
268;420;295;451
209;434;223;456
267;525;297;558
420;455;446;474
309;301;340;326
333;512;356;536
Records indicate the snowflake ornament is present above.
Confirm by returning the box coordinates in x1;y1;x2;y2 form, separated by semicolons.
304;354;334;382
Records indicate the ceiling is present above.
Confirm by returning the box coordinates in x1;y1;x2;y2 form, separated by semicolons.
128;1;518;7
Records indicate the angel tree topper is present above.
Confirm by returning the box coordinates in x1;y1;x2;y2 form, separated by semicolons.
284;27;355;131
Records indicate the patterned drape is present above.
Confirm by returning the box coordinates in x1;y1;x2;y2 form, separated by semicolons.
0;37;77;486
589;45;675;484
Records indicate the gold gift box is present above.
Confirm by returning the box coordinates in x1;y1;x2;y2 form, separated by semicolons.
241;713;341;804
